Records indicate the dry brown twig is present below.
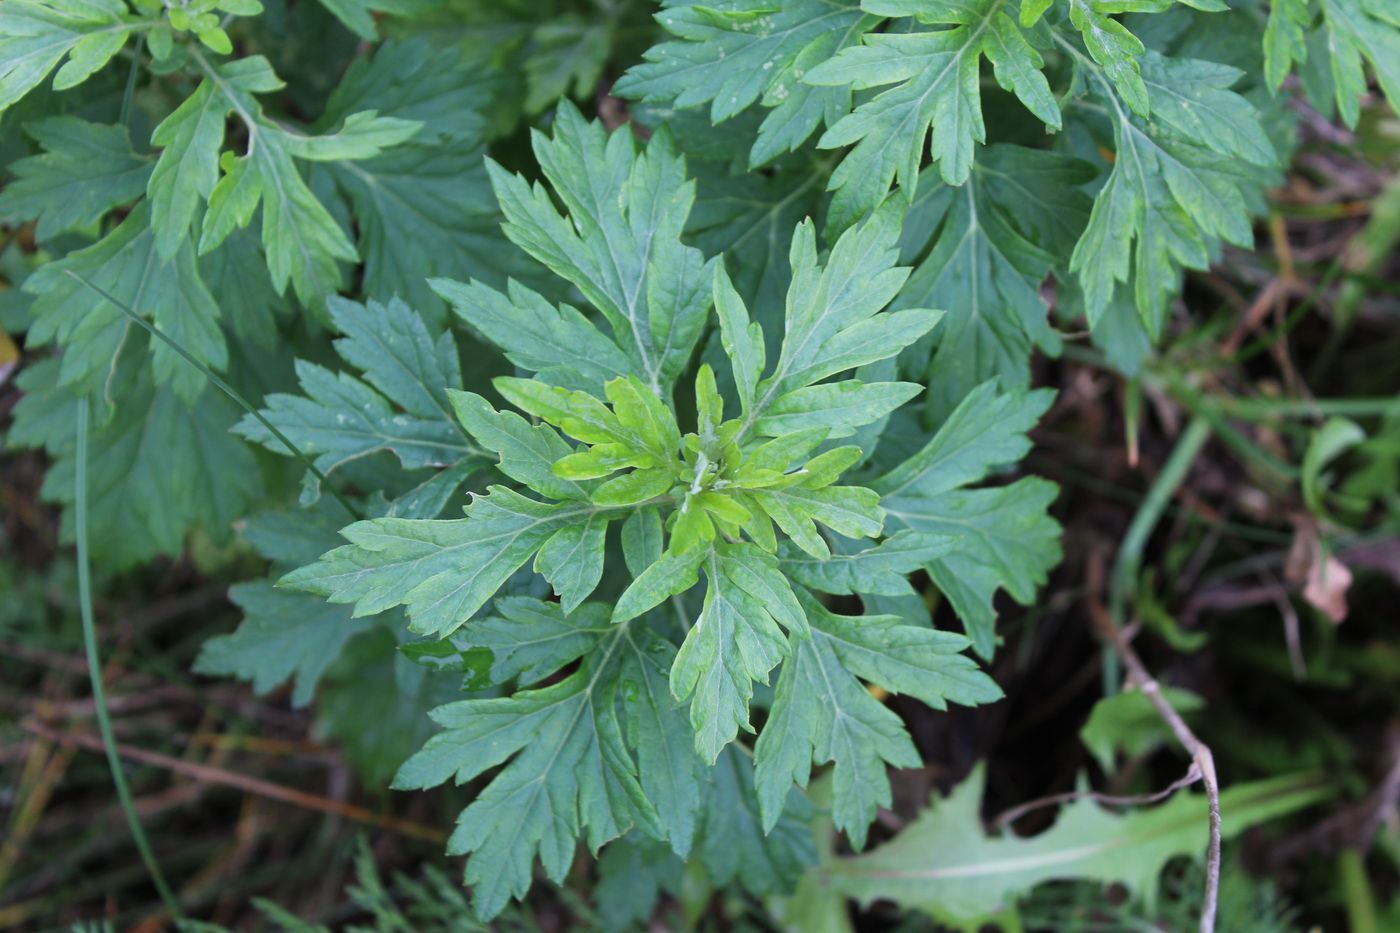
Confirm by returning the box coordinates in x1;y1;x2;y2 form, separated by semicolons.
991;762;1204;831
21;720;447;844
1099;623;1222;933
1088;552;1223;933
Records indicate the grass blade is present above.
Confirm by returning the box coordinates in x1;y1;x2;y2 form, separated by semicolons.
76;397;184;919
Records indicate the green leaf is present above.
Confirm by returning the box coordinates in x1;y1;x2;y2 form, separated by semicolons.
1261;0;1397;125
1065;0;1150;114
805;0;1060;229
8;356;260;570
1316;0;1400;127
873;382;1054;498
595;837;684;930
612;548;705;623
284;487;610;637
742;203;936;435
448;390;589;501
239;361;476;495
896;146;1092;421
314;0;417;38
620;626;705;855
392;626;664;920
198;226;288;349
317;629;460;788
426;597;615;687
696;746;818;895
756;593;1000;848
672;542;806;762
148;57;283;261
751;483;885;559
781;529;954;596
315;41;535;320
245;131;360;305
23;203;225;402
823;766;1331;928
1140;56;1278;166
885;479;1060;657
687;155;824;323
525;14;614;113
1301;416;1366;516
713;262;766;416
1079;687;1204;772
533;511;610;612
1263;0;1311;92
777;777;854;933
239;499;359;569
1067;49;1279;334
488;102;715;395
237;296;486;502
0;0;130;115
433;278;634;392
148;54;417;304
0;118;151;240
756;380;924;439
328;295;463;424
876;384;1060;655
194;581;377;706
613;0;873;168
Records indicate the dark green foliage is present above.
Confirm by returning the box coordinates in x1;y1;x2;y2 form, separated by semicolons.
3;0;1394;926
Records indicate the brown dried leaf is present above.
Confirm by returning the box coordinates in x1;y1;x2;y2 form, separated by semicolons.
1286;518;1353;624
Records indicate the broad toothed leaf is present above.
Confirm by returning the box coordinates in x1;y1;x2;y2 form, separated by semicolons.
805;0;1061;230
237;296;487;503
313;40;536;321
781;529;954;596
876;383;1060;655
448;390;591;501
1066;48;1279;335
672;543;805;762
896;145;1092;421
0;0;131;115
284;487;613;637
195;503;380;708
825;767;1331;927
613;0;873;168
147;54;417;303
738;201;938;439
22;203;225;403
434;278;633;393
8;356;260;570
406;597;614;688
0;118;150;240
487;102;716;395
1264;0;1400;127
393;626;665;920
194;581;376;706
756;592;999;847
697;746;818;895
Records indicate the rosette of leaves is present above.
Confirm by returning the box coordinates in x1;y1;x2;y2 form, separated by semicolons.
285;104;1056;917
